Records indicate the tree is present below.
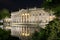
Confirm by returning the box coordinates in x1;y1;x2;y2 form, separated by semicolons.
0;28;11;40
0;28;20;40
31;27;46;40
0;9;10;19
45;18;60;40
32;18;60;40
54;11;60;18
31;0;60;40
42;0;60;11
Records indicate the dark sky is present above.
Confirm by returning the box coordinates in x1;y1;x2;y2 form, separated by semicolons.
0;0;43;12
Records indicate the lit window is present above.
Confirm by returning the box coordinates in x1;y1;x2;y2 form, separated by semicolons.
27;14;29;15
25;14;27;15
22;14;24;16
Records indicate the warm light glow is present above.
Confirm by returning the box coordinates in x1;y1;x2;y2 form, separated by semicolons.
22;14;24;16
25;33;30;36
43;20;46;22
22;13;30;16
5;18;11;22
49;16;54;21
22;14;24;15
27;14;29;15
22;33;25;36
6;27;11;29
21;33;30;36
25;14;27;15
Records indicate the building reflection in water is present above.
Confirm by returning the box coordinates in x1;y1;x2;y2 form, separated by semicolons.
3;8;55;40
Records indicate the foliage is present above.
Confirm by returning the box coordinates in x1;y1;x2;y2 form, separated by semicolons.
45;18;60;40
0;28;20;40
0;28;11;40
7;35;20;40
54;11;60;17
31;27;46;40
0;9;10;19
42;0;60;11
32;18;60;40
0;23;3;25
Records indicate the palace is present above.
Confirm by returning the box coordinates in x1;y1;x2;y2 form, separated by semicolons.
3;8;55;38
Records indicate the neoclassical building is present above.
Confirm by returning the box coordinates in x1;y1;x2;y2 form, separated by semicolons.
4;8;55;38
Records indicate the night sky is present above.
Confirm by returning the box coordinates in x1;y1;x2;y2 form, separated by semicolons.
0;0;43;12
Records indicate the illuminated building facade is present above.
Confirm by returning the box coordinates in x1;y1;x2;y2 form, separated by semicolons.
4;8;55;38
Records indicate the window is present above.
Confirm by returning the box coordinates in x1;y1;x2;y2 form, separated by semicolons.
33;14;34;16
46;20;48;23
49;14;52;16
39;20;42;23
43;13;45;15
13;20;16;23
36;14;38;16
39;13;41;15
